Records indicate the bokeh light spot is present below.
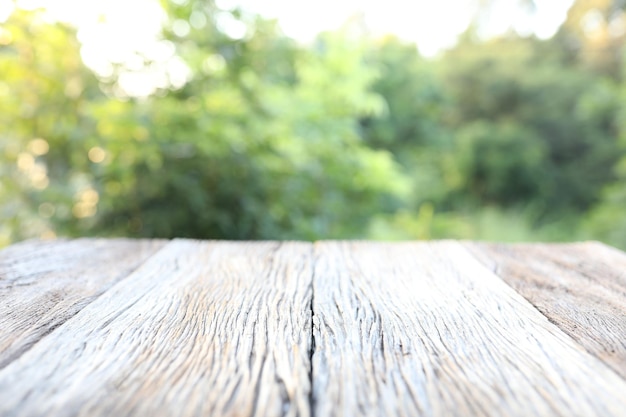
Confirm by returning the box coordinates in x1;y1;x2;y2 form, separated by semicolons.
88;146;106;163
28;138;49;156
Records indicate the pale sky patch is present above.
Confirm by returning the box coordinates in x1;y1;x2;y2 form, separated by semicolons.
217;0;575;56
1;0;576;57
0;0;576;94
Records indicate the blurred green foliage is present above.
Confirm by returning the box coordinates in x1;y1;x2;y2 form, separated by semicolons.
1;0;626;248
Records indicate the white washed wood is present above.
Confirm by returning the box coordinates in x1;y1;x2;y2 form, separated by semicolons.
0;240;313;417
464;241;626;379
0;238;164;369
311;241;626;417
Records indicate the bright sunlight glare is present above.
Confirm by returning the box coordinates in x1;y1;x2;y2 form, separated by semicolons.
2;0;576;56
216;0;575;56
0;0;576;94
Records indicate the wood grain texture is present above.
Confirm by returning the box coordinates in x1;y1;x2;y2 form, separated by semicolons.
311;241;626;417
0;238;164;369
464;241;626;380
0;240;313;417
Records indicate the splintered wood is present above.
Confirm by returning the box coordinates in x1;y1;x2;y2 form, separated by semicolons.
464;241;626;380
0;238;164;369
312;242;626;417
0;239;625;417
0;240;313;417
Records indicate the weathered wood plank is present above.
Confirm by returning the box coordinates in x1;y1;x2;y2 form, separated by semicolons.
464;241;626;380
0;240;313;417
0;238;165;369
311;241;626;417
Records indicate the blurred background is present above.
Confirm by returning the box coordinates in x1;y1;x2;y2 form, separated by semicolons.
1;0;625;248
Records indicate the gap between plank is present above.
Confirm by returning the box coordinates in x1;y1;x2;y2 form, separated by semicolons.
308;242;316;417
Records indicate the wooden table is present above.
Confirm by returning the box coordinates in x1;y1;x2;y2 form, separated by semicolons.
0;239;625;417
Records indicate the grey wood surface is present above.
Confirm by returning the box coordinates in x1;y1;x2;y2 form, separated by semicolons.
311;241;626;417
0;239;625;417
0;238;164;369
0;240;313;417
464;241;626;380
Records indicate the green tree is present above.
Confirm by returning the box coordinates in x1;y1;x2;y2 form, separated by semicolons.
90;25;409;239
1;3;410;243
584;54;626;249
0;9;103;245
440;35;620;217
359;37;453;214
361;37;448;157
555;0;626;78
